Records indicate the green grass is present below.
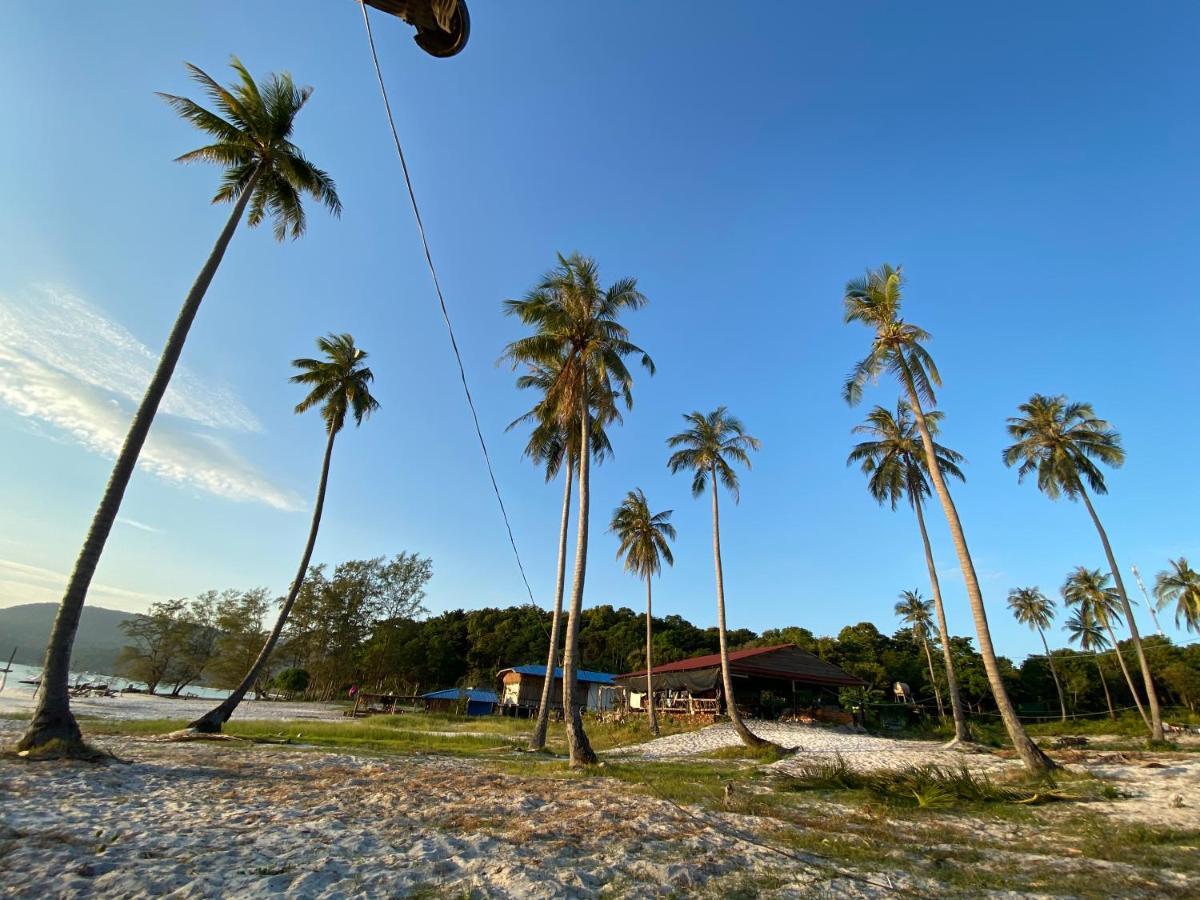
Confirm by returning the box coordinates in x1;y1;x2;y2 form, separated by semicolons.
77;711;704;759
778;755;1117;809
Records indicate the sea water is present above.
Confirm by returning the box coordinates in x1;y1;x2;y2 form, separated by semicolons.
0;661;229;700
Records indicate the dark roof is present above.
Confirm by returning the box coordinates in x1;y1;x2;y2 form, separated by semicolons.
499;664;615;685
616;644;864;687
421;688;498;703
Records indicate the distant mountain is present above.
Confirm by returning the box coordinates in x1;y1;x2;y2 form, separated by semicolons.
0;603;137;672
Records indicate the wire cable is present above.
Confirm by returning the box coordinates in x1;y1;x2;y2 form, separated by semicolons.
357;1;539;613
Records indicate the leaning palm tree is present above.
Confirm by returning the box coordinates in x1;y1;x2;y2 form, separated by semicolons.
610;489;676;736
1004;394;1163;740
503;253;653;767
848;401;970;743
1061;566;1149;729
895;590;945;719
508;357;619;752
841;264;1052;772
188;334;377;732
1154;558;1200;635
17;58;340;755
1065;606;1115;719
1007;587;1067;722
667;407;773;749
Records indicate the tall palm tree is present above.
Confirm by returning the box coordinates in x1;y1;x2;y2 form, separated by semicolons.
894;590;945;719
841;265;1052;772
610;489;676;736
667;407;772;749
1007;587;1067;722
1065;606;1115;719
1061;566;1149;728
17;58;340;755
508;358;619;752
189;334;377;732
1154;558;1200;634
503;253;653;767
1004;394;1163;740
848;401;970;743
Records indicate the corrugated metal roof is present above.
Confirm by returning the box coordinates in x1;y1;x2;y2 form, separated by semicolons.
615;644;864;687
498;665;615;685
421;688;499;703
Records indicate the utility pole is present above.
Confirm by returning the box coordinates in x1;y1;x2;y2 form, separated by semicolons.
1130;565;1166;637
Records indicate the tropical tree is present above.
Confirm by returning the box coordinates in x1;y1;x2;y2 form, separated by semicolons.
841;264;1052;772
1064;606;1115;719
610;488;676;736
188;333;378;732
894;590;944;718
1004;394;1163;739
1007;587;1067;721
508;356;619;752
17;57;340;756
503;253;653;767
1061;566;1148;728
667;407;773;749
1154;558;1200;634
848;401;970;743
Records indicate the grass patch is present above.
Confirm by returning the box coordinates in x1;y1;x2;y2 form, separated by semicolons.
779;755;1114;809
705;743;789;763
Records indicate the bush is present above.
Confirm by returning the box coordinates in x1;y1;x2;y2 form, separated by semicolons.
272;668;310;697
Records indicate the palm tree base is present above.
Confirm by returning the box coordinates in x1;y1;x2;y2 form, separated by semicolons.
13;710;105;760
185;709;228;734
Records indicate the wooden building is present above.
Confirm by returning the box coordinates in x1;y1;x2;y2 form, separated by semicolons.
615;644;864;719
496;665;618;716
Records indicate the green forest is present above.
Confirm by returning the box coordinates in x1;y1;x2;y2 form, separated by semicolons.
116;553;1200;719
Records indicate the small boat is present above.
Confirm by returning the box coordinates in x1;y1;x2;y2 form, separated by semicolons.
19;676;41;686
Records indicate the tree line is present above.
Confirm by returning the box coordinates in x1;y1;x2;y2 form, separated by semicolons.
115;577;1200;720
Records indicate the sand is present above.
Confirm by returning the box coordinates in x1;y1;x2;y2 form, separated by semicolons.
2;716;1198;897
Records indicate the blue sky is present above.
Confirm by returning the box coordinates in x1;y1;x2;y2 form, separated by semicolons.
1;2;1197;661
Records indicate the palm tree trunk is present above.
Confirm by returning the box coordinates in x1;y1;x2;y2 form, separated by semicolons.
901;370;1053;772
189;424;337;732
1103;622;1149;729
562;395;597;766
646;573;659;736
920;634;945;718
914;499;969;743
17;167;265;754
1096;658;1115;720
710;463;767;748
1078;486;1164;741
1037;627;1068;722
529;465;573;751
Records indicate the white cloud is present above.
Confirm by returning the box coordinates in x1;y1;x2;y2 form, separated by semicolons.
116;517;163;534
0;558;164;613
0;287;301;511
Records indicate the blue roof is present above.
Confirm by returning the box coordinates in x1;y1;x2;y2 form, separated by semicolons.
421;688;498;703
505;665;615;685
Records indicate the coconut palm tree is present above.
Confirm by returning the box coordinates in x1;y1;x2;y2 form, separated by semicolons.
503;253;653;767
188;334;377;732
848;401;970;743
610;489;676;736
1061;566;1149;729
1065;606;1115;719
1007;587;1067;722
841;264;1052;772
666;407;773;749
1004;394;1163;740
17;58;340;755
1154;558;1200;634
894;590;945;719
508;358;619;752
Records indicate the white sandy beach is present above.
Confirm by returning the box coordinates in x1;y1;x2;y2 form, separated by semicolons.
2;716;1199;897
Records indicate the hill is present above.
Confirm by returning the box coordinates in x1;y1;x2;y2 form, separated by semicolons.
0;603;137;672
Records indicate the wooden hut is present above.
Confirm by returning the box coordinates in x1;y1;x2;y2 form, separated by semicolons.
615;644;864;721
496;665;618;716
